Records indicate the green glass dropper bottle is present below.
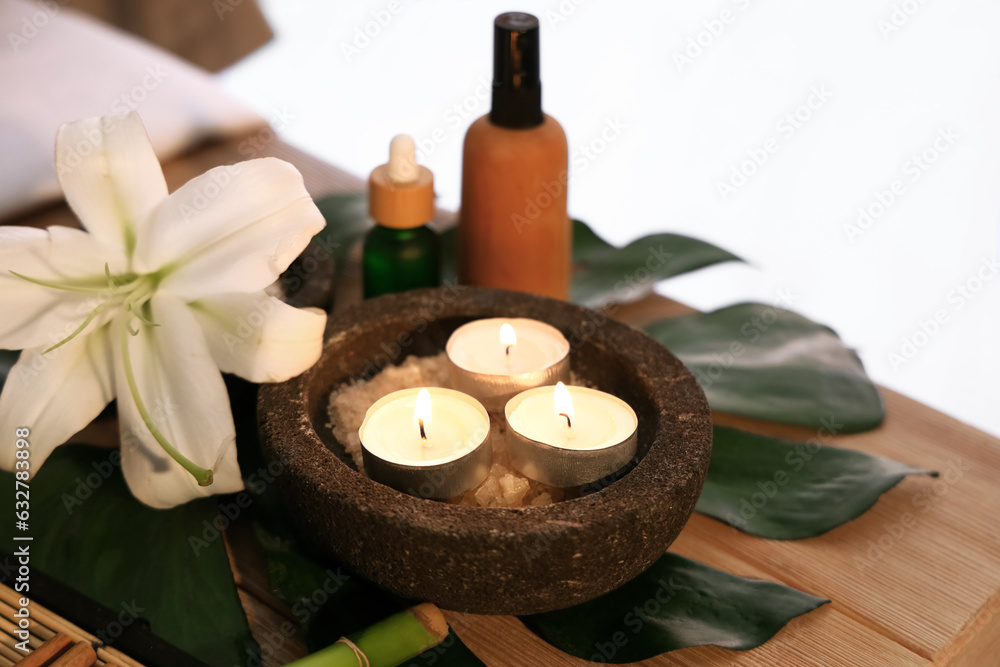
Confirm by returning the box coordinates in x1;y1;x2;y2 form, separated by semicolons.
363;134;441;299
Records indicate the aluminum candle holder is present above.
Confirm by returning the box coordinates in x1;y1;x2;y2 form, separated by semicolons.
505;386;638;488
361;440;493;500
360;388;493;500
446;318;570;411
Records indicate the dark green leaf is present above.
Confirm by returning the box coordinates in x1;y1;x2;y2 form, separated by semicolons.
0;445;256;667
314;193;371;274
439;220;740;308
522;552;827;662
697;426;936;539
570;220;742;308
646;303;885;433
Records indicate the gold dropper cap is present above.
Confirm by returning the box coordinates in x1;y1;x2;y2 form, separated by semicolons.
369;134;434;229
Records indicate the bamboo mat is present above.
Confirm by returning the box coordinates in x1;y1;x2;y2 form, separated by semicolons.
0;583;142;667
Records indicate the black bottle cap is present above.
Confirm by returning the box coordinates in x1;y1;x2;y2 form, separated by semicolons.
490;12;544;129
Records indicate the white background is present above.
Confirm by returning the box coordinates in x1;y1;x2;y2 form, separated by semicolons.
220;0;999;437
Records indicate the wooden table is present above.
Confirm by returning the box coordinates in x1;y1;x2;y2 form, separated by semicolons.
9;139;1000;667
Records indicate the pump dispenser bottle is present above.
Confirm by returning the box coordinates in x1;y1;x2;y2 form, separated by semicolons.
363;134;440;298
458;12;571;300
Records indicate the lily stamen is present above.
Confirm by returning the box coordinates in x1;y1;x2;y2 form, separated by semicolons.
9;270;112;294
44;300;112;354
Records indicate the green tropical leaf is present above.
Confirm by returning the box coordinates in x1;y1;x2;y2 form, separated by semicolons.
697;426;936;539
439;220;741;307
0;444;256;667
646;303;885;433
522;552;827;662
570;220;742;308
313;193;371;274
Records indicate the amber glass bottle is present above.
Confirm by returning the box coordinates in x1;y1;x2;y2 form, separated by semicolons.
458;12;571;300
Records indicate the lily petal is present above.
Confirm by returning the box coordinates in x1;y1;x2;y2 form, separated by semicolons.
138;158;325;300
0;226;119;350
189;292;326;383
114;294;243;508
55;113;167;265
0;329;115;473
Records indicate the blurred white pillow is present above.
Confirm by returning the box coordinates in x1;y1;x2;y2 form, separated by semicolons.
0;0;266;220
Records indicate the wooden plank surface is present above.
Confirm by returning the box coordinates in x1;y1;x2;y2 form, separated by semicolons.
7;138;998;666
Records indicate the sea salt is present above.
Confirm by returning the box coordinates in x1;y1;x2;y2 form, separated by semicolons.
325;353;575;507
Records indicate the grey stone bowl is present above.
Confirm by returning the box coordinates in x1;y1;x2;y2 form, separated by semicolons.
257;286;712;615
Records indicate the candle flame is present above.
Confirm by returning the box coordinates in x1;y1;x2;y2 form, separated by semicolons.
414;388;432;441
554;381;574;429
500;322;517;356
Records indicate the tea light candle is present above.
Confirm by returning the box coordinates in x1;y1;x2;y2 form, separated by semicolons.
360;387;492;499
447;318;570;411
505;382;638;487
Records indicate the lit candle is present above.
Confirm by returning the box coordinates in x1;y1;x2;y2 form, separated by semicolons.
447;318;570;411
360;388;492;499
505;382;638;487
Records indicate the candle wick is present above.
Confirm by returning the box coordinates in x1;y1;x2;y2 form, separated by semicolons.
505;345;512;356
559;412;572;429
418;418;427;442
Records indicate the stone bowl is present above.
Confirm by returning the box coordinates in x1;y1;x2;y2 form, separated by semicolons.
258;287;712;615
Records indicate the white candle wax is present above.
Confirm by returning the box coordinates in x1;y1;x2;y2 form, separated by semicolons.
506;384;637;451
360;388;489;466
447;318;569;376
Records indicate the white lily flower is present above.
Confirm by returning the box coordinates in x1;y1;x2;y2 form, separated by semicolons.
0;112;327;508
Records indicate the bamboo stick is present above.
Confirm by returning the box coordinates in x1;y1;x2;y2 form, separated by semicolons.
286;603;449;667
0;615;43;650
51;642;97;667
15;632;73;666
0;598;56;642
0;642;23;664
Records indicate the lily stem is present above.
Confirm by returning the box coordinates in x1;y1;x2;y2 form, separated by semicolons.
119;319;213;487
